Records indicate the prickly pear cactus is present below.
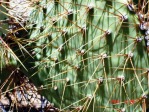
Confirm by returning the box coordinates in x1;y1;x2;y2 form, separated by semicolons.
0;0;149;112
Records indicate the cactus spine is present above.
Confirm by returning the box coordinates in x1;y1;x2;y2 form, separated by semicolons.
0;0;149;112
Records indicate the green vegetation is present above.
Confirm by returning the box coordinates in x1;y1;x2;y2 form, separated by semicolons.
0;0;149;111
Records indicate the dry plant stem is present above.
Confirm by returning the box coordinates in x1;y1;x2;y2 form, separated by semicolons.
0;68;59;111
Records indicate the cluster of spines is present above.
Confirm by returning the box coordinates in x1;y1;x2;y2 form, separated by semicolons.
0;0;149;112
26;0;149;111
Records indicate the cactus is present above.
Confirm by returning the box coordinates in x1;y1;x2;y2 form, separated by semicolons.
0;0;149;111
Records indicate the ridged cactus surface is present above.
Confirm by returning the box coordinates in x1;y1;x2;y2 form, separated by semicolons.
0;0;149;112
